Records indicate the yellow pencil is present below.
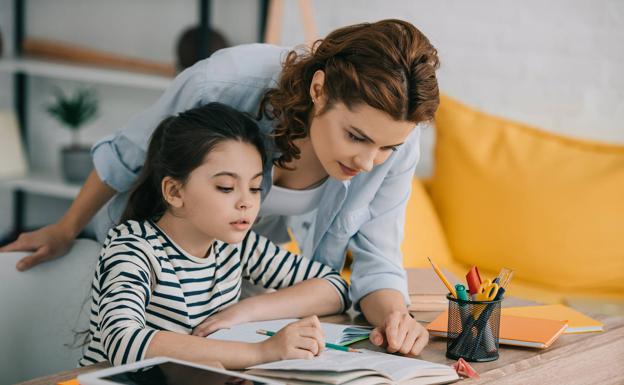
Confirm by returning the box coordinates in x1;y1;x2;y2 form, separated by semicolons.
427;257;457;298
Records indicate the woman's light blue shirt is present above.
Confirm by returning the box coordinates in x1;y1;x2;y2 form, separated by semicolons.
91;43;421;309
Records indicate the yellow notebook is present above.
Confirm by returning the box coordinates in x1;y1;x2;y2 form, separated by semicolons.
502;304;604;334
427;311;568;349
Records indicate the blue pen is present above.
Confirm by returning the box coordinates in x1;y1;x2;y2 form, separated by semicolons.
451;284;472;355
470;287;505;356
455;284;470;324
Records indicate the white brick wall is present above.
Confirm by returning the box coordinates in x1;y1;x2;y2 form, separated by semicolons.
281;0;624;176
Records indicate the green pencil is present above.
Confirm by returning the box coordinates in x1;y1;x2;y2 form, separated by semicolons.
256;329;362;353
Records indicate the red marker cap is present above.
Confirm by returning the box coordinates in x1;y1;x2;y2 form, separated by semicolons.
465;266;482;295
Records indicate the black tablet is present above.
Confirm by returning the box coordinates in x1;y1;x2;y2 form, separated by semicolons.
78;357;284;385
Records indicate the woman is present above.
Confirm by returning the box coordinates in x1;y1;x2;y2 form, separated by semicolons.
3;19;440;356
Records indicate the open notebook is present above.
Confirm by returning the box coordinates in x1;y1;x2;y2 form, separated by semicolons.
209;319;372;346
247;349;459;385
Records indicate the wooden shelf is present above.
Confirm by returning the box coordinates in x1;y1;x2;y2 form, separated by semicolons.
0;57;173;91
1;173;81;200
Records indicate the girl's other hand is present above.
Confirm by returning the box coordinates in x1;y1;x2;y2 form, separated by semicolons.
192;303;250;337
259;316;325;361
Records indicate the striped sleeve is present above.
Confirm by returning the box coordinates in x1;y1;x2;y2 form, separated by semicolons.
97;235;158;366
239;231;351;311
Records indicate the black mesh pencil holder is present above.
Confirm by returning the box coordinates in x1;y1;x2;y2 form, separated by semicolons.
445;294;502;362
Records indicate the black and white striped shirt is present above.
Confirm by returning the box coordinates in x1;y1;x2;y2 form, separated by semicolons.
79;220;349;367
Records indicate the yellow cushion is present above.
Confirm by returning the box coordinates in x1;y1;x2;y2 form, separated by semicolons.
430;95;624;298
401;178;455;269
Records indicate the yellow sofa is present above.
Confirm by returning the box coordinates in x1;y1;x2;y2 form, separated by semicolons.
402;95;624;305
286;95;624;308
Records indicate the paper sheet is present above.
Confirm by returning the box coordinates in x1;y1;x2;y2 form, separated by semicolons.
208;319;372;346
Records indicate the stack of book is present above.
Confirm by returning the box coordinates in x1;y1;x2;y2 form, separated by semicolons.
426;304;603;349
407;268;457;312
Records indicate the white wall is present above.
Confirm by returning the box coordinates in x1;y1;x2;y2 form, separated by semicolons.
1;0;623;236
280;0;624;176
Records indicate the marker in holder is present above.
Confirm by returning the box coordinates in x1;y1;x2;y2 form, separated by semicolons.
445;293;502;362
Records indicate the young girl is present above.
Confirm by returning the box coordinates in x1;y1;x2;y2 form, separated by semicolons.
79;103;349;369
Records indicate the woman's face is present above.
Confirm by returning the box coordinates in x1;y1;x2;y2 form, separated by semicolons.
309;101;416;181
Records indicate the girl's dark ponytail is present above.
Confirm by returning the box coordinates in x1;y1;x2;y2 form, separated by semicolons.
119;117;173;223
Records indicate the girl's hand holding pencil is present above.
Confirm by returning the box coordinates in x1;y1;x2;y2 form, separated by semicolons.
257;330;362;353
258;316;327;361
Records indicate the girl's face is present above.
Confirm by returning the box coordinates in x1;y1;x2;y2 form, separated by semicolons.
309;101;416;181
174;140;264;244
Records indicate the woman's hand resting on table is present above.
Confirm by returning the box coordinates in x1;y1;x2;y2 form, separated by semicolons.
369;310;429;356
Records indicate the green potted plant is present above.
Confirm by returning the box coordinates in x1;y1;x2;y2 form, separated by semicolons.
46;87;98;183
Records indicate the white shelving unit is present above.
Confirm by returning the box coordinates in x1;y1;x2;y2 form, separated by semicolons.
0;57;173;203
3;173;81;200
0;52;175;238
0;57;172;91
2;0;266;236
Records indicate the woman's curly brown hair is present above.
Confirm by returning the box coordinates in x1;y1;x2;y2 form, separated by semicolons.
259;19;440;168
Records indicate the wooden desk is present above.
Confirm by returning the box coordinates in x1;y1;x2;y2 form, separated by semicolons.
17;313;624;385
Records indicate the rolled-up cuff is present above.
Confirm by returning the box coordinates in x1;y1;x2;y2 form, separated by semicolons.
91;137;139;193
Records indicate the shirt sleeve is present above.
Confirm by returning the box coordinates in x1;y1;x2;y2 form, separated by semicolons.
239;231;351;311
91;44;280;193
96;235;158;366
347;128;422;311
91;62;207;193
